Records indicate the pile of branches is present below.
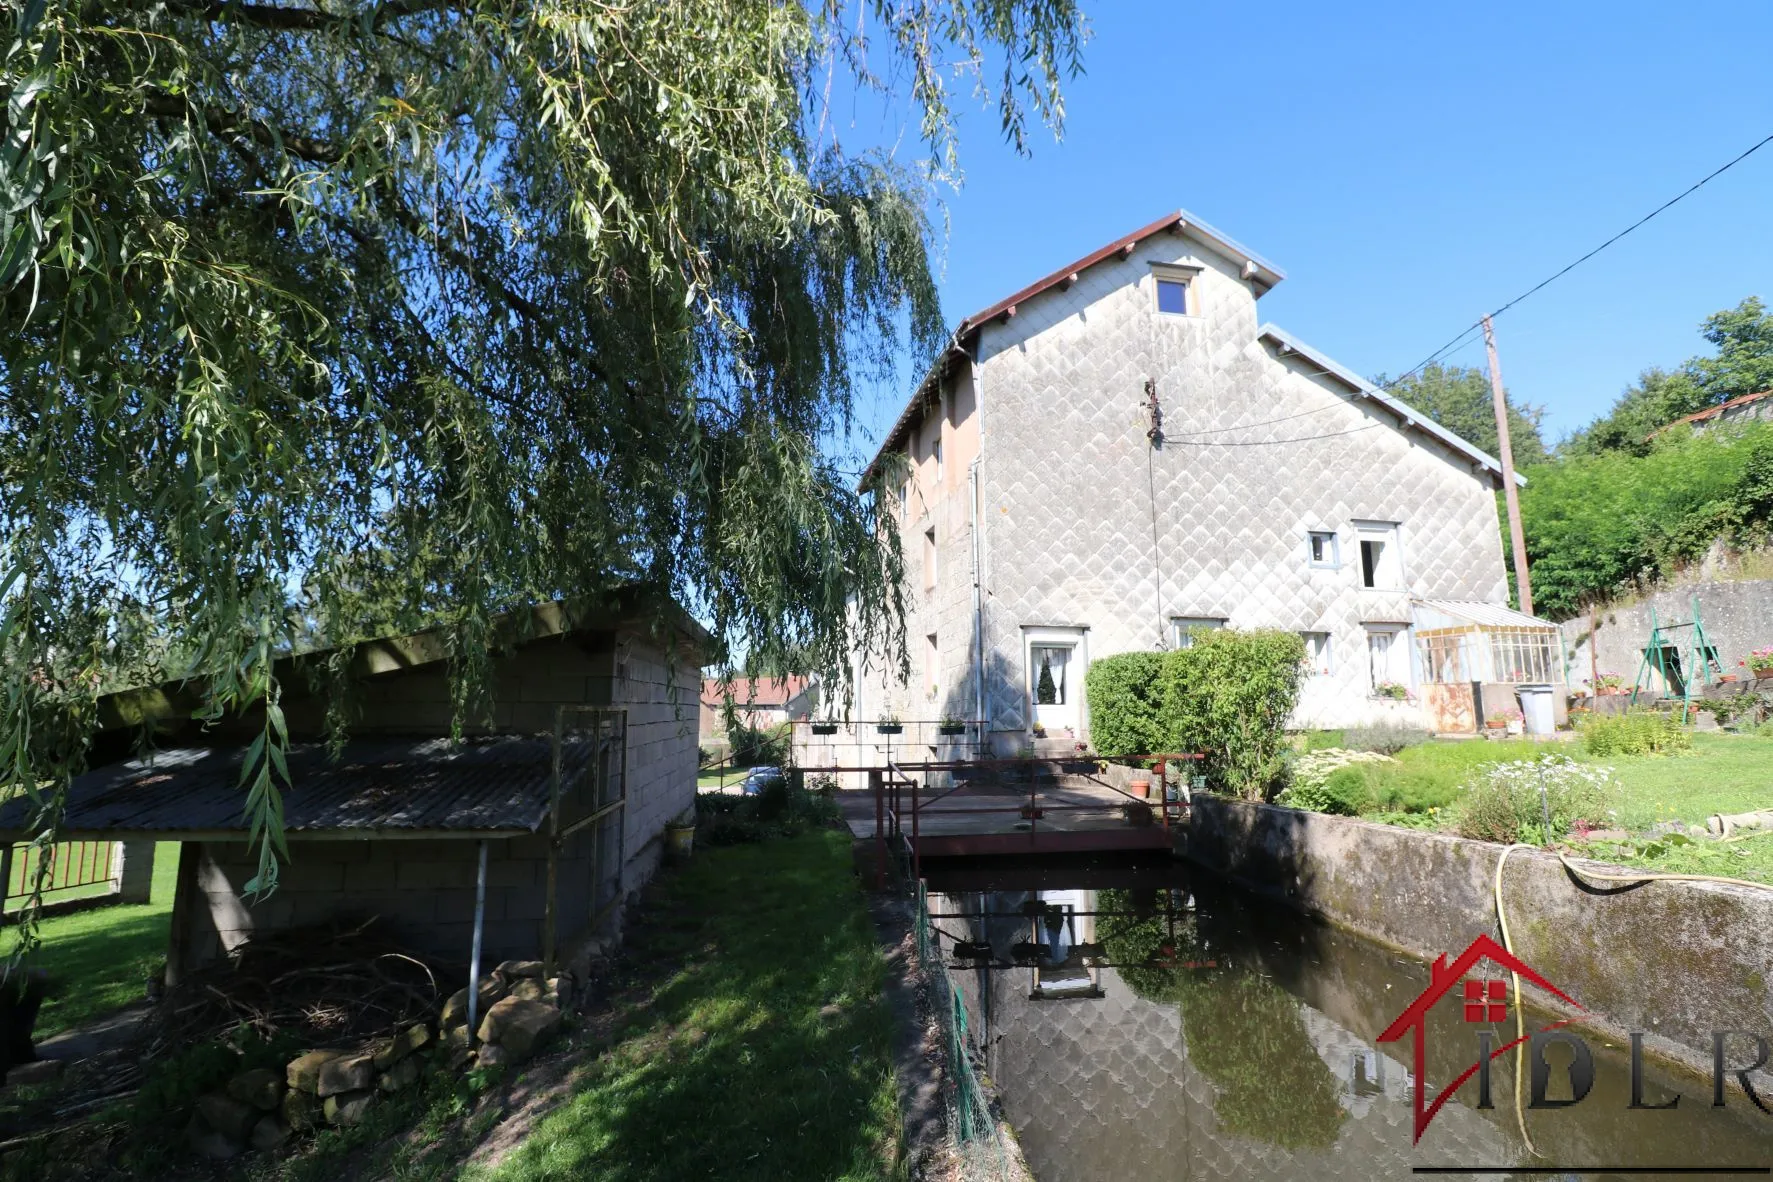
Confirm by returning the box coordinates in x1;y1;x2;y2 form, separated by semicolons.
142;918;448;1057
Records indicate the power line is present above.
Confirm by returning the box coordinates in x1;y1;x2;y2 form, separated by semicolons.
1485;129;1773;323
1378;128;1773;391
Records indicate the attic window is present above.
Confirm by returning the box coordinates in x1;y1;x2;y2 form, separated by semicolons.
1156;278;1190;315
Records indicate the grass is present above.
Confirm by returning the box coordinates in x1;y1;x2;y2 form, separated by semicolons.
468;829;900;1182
1299;730;1773;884
696;763;748;791
5;841;181;1037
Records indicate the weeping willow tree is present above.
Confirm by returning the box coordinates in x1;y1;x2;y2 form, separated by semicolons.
0;0;1086;911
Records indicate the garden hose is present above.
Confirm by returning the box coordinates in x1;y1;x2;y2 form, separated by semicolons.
1493;843;1539;1158
1492;842;1773;1159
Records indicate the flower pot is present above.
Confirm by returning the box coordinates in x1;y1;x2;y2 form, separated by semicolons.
876;724;903;735
811;723;839;735
937;724;965;736
665;824;695;859
1128;778;1151;799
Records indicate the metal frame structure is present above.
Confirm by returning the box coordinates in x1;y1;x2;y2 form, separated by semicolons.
466;705;627;1045
797;752;1204;888
1630;595;1723;723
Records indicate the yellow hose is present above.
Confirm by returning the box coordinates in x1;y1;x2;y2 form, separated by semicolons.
1492;843;1539;1158
1492;841;1772;1158
1554;851;1773;893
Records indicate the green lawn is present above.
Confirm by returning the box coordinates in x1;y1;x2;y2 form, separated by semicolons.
468;830;900;1182
696;763;747;791
1311;732;1773;884
5;841;181;1037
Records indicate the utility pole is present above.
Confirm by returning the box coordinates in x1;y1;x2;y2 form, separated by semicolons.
1482;315;1533;616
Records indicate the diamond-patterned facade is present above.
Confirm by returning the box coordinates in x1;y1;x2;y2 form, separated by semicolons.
852;226;1510;740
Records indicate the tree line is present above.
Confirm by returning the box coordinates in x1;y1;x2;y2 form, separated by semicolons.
1382;298;1773;619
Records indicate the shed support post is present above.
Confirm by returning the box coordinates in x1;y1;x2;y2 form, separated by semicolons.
467;839;489;1046
544;707;563;980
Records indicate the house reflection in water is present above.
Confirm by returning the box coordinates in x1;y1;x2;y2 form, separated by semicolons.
921;859;1773;1181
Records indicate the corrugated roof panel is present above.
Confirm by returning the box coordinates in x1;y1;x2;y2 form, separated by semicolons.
0;736;597;839
1414;600;1555;630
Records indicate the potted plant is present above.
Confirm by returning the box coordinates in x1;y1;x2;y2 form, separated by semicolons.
1127;776;1152;799
1744;648;1773;679
876;714;903;735
1031;721;1047;738
1373;681;1410;701
1487;707;1524;735
937;715;966;736
1591;671;1627;695
665;809;696;860
811;719;839;735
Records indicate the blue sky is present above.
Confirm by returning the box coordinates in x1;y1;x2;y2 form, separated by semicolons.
845;1;1773;455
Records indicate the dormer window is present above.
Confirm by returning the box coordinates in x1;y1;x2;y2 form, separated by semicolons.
1156;277;1190;315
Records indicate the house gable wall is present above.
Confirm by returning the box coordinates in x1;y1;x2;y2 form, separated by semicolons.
898;231;1508;735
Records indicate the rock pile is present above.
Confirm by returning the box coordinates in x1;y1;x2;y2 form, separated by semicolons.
438;960;569;1069
185;960;572;1160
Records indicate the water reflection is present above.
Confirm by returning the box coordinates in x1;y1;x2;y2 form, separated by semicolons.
923;855;1773;1181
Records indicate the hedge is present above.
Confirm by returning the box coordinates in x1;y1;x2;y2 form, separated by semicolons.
1083;651;1169;759
1159;629;1305;801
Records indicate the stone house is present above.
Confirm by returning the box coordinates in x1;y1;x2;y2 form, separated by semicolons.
847;209;1555;746
697;676;813;741
0;597;706;982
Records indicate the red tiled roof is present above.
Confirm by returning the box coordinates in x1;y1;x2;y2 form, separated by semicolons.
1662;388;1773;431
699;677;808;710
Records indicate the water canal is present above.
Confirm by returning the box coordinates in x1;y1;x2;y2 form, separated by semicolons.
920;855;1773;1181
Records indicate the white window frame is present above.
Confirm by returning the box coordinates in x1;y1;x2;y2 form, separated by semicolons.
1364;624;1411;694
1300;631;1332;677
1150;262;1202;318
1354;521;1405;591
1307;530;1340;570
1170;616;1226;649
1021;625;1090;733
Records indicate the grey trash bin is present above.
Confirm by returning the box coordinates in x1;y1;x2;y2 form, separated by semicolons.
1518;684;1555;735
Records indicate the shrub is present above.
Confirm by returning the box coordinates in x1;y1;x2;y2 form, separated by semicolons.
1288;747;1396;792
1456;757;1615;844
727;721;791;766
1344;722;1432;755
1159;629;1306;801
1084;651;1169;759
695;781;836;845
1369;768;1462;815
1579;710;1692;756
1278;766;1369;816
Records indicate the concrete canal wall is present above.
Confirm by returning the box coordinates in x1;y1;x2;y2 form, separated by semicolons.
1186;796;1773;1081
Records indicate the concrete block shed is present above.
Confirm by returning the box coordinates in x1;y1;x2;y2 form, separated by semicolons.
0;598;706;982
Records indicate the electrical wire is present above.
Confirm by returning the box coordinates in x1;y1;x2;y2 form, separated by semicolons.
1379;129;1773;392
1170;422;1384;447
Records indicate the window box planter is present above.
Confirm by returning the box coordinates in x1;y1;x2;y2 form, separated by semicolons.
937;723;966;736
876;723;903;735
810;722;839;735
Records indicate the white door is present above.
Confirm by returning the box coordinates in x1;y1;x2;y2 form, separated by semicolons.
1030;643;1077;733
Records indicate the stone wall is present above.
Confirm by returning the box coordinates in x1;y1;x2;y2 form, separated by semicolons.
1561;580;1773;695
1186;795;1773;1080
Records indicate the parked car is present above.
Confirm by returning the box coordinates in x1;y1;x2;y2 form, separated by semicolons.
739;766;786;796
